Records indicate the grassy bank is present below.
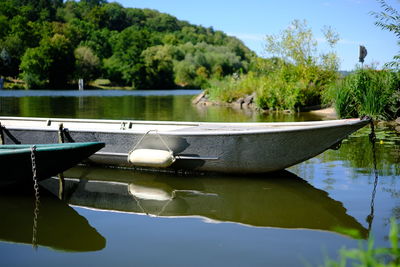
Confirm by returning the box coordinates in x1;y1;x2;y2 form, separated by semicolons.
324;68;400;120
204;66;400;121
207;57;338;111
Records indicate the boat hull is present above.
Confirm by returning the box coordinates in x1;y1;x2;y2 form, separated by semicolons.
0;142;105;185
0;117;369;173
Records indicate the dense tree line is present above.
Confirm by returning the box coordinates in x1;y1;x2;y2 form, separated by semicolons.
0;0;254;89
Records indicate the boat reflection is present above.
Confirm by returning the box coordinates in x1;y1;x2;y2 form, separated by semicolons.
0;184;105;252
41;167;368;239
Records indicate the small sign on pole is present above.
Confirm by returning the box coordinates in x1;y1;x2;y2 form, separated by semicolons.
359;45;367;65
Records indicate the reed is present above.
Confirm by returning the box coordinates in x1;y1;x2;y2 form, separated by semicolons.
325;69;400;120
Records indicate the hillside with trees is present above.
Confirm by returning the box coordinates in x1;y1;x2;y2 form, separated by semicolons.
0;0;254;89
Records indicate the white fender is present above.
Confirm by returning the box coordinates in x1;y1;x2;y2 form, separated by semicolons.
128;149;175;168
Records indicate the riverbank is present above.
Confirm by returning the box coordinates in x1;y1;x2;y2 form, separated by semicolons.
193;91;336;116
192;91;400;132
0;78;133;90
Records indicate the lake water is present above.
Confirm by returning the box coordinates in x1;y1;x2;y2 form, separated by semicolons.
0;90;399;266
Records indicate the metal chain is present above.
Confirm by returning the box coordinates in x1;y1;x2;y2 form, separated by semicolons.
30;145;40;250
31;146;40;200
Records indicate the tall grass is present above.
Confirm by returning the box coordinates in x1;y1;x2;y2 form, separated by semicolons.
206;73;257;103
325;69;400;120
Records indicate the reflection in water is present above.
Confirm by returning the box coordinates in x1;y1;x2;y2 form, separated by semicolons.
317;127;400;177
0;93;326;122
40;166;368;239
1;91;399;266
0;185;105;252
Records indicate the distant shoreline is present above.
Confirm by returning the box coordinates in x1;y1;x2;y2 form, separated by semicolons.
0;89;201;97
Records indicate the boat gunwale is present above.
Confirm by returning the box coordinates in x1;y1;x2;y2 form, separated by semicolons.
0;142;105;155
0;117;370;137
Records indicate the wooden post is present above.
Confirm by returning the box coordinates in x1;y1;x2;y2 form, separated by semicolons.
0;123;4;145
58;123;64;143
57;122;65;199
58;173;65;200
78;79;84;90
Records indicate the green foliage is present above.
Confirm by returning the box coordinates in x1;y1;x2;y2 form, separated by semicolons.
0;0;254;89
324;218;400;267
141;45;175;89
19;47;49;88
371;0;400;69
172;42;249;88
208;20;339;110
265;19;317;66
324;68;400;120
207;74;254;103
255;65;306;110
74;46;100;83
20;33;74;88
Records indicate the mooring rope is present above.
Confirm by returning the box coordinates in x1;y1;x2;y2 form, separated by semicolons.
130;190;176;217
130;130;173;153
128;130;174;162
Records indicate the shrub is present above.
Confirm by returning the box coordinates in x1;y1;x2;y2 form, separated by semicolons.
206;20;339;111
207;74;255;103
325;69;400;120
208;61;337;111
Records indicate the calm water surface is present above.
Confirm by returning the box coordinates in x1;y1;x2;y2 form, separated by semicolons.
0;90;399;266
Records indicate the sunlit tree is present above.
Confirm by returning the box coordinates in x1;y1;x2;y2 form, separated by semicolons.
371;0;400;68
74;46;100;84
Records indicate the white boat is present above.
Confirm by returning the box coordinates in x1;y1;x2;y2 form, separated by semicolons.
0;116;370;174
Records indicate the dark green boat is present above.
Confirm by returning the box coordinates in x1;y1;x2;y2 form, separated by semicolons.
0;142;105;186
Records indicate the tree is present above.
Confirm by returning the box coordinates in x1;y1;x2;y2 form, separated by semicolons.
103;26;152;88
74;46;100;84
371;0;400;68
81;0;107;7
141;45;175;88
1;34;29;77
265;19;317;66
0;48;11;77
0;0;256;89
102;2;128;31
20;46;50;88
264;20;340;72
20;33;74;88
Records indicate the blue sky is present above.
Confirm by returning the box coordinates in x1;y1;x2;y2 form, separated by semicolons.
116;0;399;71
